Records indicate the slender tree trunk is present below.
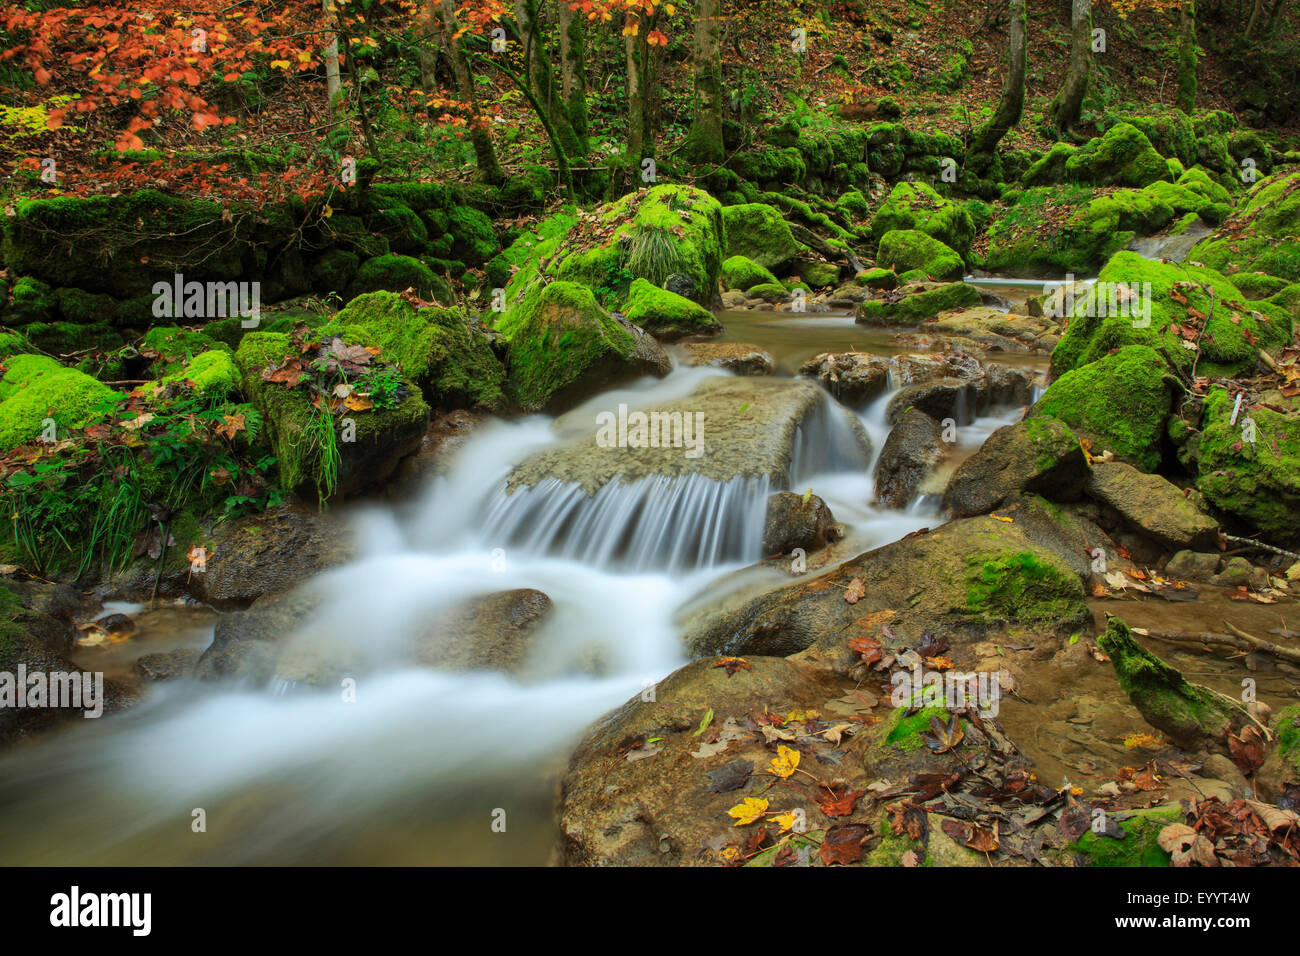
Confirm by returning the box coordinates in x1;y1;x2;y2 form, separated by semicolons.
624;23;647;164
683;0;725;164
969;0;1027;157
556;0;589;154
1265;0;1286;33
514;0;582;160
1244;0;1264;38
435;0;503;184
1176;0;1197;113
322;0;341;109
1051;0;1091;132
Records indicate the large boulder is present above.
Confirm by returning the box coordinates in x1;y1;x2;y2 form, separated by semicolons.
1064;123;1169;188
943;416;1087;518
1032;345;1177;472
799;352;892;407
1085;461;1219;551
874;407;947;508
720;203;798;271
869;182;975;259
234;332;430;500
0;354;120;452
496;281;671;412
1190;170;1300;282
620;277;722;340
885;378;979;426
875;229;964;280
327;291;506;410
1050;251;1292;379
720;255;779;292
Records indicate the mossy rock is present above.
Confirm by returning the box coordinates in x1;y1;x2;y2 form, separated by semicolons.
870;182;975;259
1272;704;1300;783
854;267;898;290
1175;167;1231;205
446;205;499;266
1065;123;1170;188
54;287;121;325
141;326;233;364
364;198;428;254
1104;110;1197;166
729;146;807;185
2;276;56;325
146;348;238;396
720;255;779;292
1193;386;1300;542
21;320;123;355
499;280;670;412
962;549;1089;627
1189;170;1300;282
797;260;840;289
0;356;120;451
1033;345;1174;471
720;203;798;271
1098;617;1248;746
1141;180;1230;225
503;185;725;310
876;229;964;281
620;278;721;339
484;206;579;290
855;280;981;326
1069;806;1179;867
309;248;361;295
1022;142;1078;187
1228;272;1289;299
0;331;30;361
327;291;506;411
233;332;430;501
349;254;441;301
1049;251;1291;379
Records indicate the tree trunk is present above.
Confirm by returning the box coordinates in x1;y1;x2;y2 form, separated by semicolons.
514;0;582;160
970;0;1026;158
1176;0;1196;113
683;0;725;164
1244;0;1264;38
556;0;589;154
624;22;648;164
322;0;341;109
435;0;503;185
1051;0;1091;132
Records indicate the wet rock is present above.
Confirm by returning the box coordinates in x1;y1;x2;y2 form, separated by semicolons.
386;409;487;498
874;408;947;508
685;506;1091;664
943;416;1087;518
679;342;773;376
1164;550;1222;582
885;377;979;426
761;492;840;556
799;352;891;407
133;649;200;682
191;506;354;610
410;588;552;672
1097;617;1251;750
1085;461;1219;552
1211;556;1268;589
856;280;982;326
508;376;870;494
927;306;1060;354
982;363;1041;408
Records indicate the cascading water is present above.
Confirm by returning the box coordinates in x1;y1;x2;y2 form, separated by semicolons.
0;331;1040;865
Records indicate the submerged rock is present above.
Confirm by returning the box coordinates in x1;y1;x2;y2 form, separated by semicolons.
678;342;773;376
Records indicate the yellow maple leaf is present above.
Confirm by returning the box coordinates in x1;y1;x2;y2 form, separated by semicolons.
727;796;769;826
990;514;1013;523
718;845;741;862
1123;732;1164;749
769;810;799;833
769;745;800;779
269;59;290;69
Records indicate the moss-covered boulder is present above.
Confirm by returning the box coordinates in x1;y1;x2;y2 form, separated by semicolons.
497;281;671;412
942;416;1087;517
309;248;361;295
1022;142;1078;186
1065;123;1170;188
720;255;779;292
1032;345;1174;471
1189;170;1300;283
328;291;506;410
855;280;981;326
1176;167;1231;205
2;276;56;325
1193;387;1300;542
147;348;238;396
349;254;446;302
233;332;429;500
620;278;721;340
0;355;120;451
1098;617;1250;748
1141;180;1230;225
446;205;499;266
876;229;964;280
870;182;975;260
1049;251;1291;379
719;203;798;272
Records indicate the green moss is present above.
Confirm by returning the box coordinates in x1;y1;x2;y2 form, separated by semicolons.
855;280;981;325
1275;704;1300;781
485;207;578;290
885;705;952;752
365;199;427;254
3;275;55;324
142;326;232;364
797;261;840;288
1022;142;1079;186
0;359;120;451
1097;617;1241;743
720;255;779;292
1194;386;1300;541
327;291;506;410
350;254;440;300
310;248;361;295
720;203;798;270
1065;123;1170;188
854;267;898;290
149;349;237;396
870;182;975;259
1176;167;1231;204
1189;170;1300;282
1229;272;1289;299
962;549;1088;626
446;205;499;266
1141;180;1230;224
730;145;807;185
1069;252;1290;377
1034;344;1172;471
0;332;29;361
620;278;720;338
1070;807;1178;867
876;229;964;280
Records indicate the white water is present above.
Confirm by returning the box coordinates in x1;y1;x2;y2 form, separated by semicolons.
0;349;1035;865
